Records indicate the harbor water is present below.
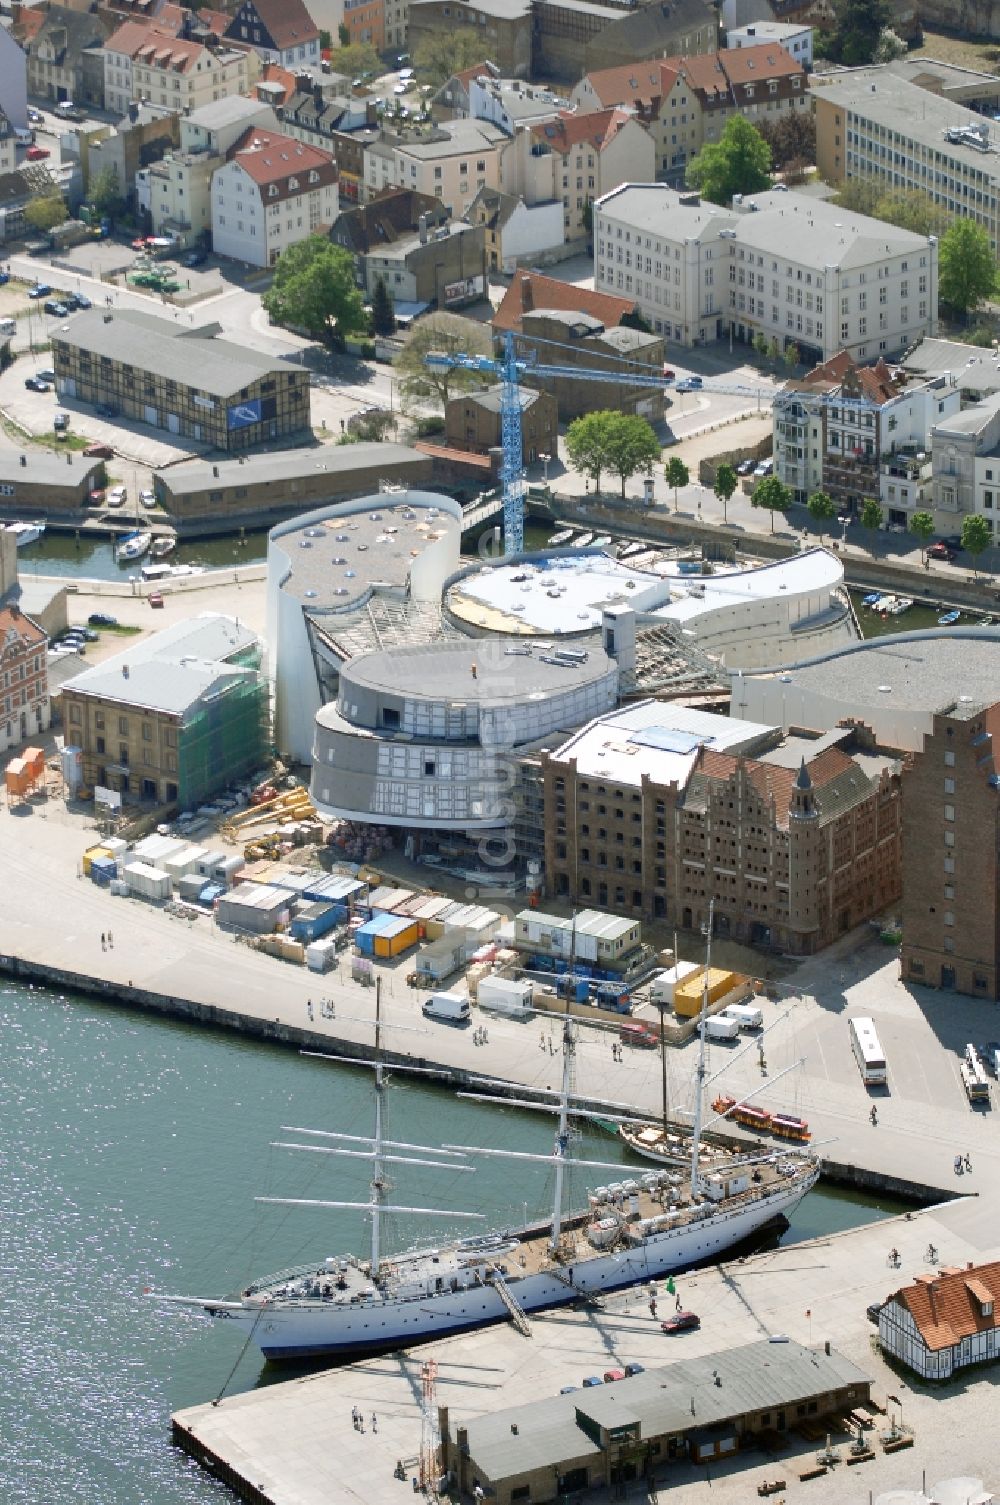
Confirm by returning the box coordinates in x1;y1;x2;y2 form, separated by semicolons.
15;529;270;580
4;979;910;1505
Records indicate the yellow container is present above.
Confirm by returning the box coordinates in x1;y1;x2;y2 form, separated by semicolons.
82;844;113;877
673;968;743;1018
374;920;419;958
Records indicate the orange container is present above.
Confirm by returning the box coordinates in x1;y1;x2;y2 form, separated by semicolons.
22;746;45;779
5;758;30;796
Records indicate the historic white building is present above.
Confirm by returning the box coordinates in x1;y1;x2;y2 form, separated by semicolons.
211;128;338;268
879;1261;1000;1381
594;184;938;361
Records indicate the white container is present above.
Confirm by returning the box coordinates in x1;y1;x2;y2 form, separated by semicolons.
123;861;172;901
196;849;227;878
306;939;337;973
214;855;246;886
103;837;129;858
649;960;700;1006
110;879;128;897
478;976;533;1016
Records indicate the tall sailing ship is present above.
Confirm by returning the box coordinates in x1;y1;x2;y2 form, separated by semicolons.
161;969;818;1361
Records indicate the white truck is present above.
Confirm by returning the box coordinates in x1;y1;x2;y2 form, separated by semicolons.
722;1002;764;1031
703;1015;740;1042
422;990;471;1025
478;976;532;1017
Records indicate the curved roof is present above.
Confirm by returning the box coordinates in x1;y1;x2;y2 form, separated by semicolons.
336;637;613;709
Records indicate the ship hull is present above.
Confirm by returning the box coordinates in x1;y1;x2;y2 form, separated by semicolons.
211;1165;819;1360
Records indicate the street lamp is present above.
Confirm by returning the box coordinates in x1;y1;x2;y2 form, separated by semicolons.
539;451;551;484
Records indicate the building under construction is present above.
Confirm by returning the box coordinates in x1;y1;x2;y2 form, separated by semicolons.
61;615;269;807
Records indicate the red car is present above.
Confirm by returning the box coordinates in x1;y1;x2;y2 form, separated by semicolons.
84;442;115;459
87;489;106;505
149;592;164;608
25;145;50;160
603;1368;626;1382
661;1311;700;1334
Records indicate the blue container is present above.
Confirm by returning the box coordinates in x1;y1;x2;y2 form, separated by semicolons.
290;902;340;944
199;883;225;905
354;912;398;957
91;856;117;886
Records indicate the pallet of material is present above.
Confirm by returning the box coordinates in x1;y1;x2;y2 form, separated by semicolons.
882;1435;914;1453
797;1466;827;1482
757;1480;787;1496
846;1450;876;1465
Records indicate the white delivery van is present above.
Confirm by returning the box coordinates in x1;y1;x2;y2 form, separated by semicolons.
422;990;471;1025
0;317;16;336
478;976;532;1016
722;1002;764;1030
704;1015;740;1042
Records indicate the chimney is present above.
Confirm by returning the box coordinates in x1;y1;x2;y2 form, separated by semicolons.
128;102;139;124
521;274;533;312
419;213;428;244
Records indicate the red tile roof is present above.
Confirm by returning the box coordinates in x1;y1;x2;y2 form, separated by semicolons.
0;604;45;650
804;349;900;405
895;1261;1000;1351
257;61;298;104
582;60;680;110
229;0;319;50
230;128;337;198
529;107;634;156
450;60;501;92
693;744;854;827
107;20;210;71
14;6;45;44
493;269;636;335
581;43;803;112
197;7;231;35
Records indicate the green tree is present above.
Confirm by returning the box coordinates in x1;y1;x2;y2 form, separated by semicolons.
24;193;66;234
263;236;366;343
328;41;380;79
860;496;884;553
751;473;792;533
604;412;661;498
665;455;690;512
873;26;907;60
337;24;349;46
714;462;738;524
88;165;123;219
825;0;891;65
909;509;935;563
753;331;769;362
758;110;816;171
370;275;395;336
686;115;771;205
783;342;801;371
961;513;993;576
566;411;613;495
394;310;492;412
806;489;836;540
939;219;996;319
413;27;488;87
833;180;951;239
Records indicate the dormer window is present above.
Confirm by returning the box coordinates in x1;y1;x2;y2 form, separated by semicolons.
288;176;299;190
308;169;319;183
268;184;278;196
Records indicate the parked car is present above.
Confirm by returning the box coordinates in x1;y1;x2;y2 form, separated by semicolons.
139;488;155;505
939;535;964;551
927;542;956;561
107;485;127;506
25;145;50;160
95;403;119;419
86;489;106;506
37;367;55;382
0;270;9;286
559;1386;579;1395
53;411;69;431
603;1369;626;1383
866;1302;884;1325
581;1375;603;1387
64;293;92;311
43;299;69;317
661;1311;701;1334
623;1363;645;1377
88;612;118;627
149;591;164;608
737;458;755;476
28;108;43;125
82;628;99;642
182;250;206;268
84;443;114;458
28;284;51;299
24;376;50;392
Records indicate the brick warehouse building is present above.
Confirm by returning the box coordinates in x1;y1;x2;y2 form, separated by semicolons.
900;701;1000;999
0;601;49;754
541;703;902;953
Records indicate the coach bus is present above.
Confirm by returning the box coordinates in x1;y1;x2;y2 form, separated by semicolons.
850;1016;887;1087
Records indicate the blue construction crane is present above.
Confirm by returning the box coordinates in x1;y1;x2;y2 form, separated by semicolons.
427;333;883;556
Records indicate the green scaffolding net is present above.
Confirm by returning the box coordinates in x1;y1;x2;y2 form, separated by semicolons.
176;670;270;809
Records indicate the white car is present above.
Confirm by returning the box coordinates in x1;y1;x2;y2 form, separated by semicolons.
398;66;414;79
108;485;127;507
139;488;155;505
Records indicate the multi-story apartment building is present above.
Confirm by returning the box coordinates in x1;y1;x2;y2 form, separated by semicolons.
573;42;807;181
103;22;255;120
212;128;338;268
504;108;655;248
542;701;902;952
812;66;1000;253
534;0;718;86
409;0;534;79
366;119;508;216
62;616;268;808
900;701;1000;999
930;393;1000;542
773;351;960;515
140;95;278;242
18;4;111;109
223;0;321;71
444;384;558;464
52;308;310;452
728;20;813;69
0;602;49;755
331;190;487;304
594;184;939;358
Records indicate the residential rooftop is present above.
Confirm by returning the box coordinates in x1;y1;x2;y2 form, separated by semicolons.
162;443;428;496
61;614;259;716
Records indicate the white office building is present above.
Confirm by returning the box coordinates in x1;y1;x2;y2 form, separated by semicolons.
593;184;938;361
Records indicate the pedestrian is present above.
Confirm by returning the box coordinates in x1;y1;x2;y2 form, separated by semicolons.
352;1406;359;1429
675;1293;682;1311
307;999;314;1021
101;932;106;951
965;1152;972;1173
648;1296;657;1317
870;1105;878;1126
548;1037;554;1055
371;1412;378;1434
955;1154;964;1175
108;931;113;949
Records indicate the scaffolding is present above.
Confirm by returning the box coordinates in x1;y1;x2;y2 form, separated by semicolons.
418;1360;441;1497
176;669;271;809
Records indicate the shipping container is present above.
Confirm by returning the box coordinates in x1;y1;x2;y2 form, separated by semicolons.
216;882;289;934
673;968;745;1018
103;836;129;858
5;758;30;796
478;976;533;1016
367;885;415;915
164;845;206;880
82;844;113;877
123;862;172;901
373;915;420;958
415;935;468;982
301;874;365;906
213;855;246;886
90;856;118;886
290;902;341;944
133;834;189;866
22;745;45;779
177;873;208;903
306;938;338;973
195;849;228;879
704;1015;740;1041
649;961;701;1006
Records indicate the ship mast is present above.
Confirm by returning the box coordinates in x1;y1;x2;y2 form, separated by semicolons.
371;974;385;1280
548;1016;575;1253
689;899;714;1197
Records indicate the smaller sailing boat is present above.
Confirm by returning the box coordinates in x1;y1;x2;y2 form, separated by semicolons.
117;530;152;562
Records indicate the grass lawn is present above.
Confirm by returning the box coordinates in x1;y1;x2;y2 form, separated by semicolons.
912;28;1000;72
